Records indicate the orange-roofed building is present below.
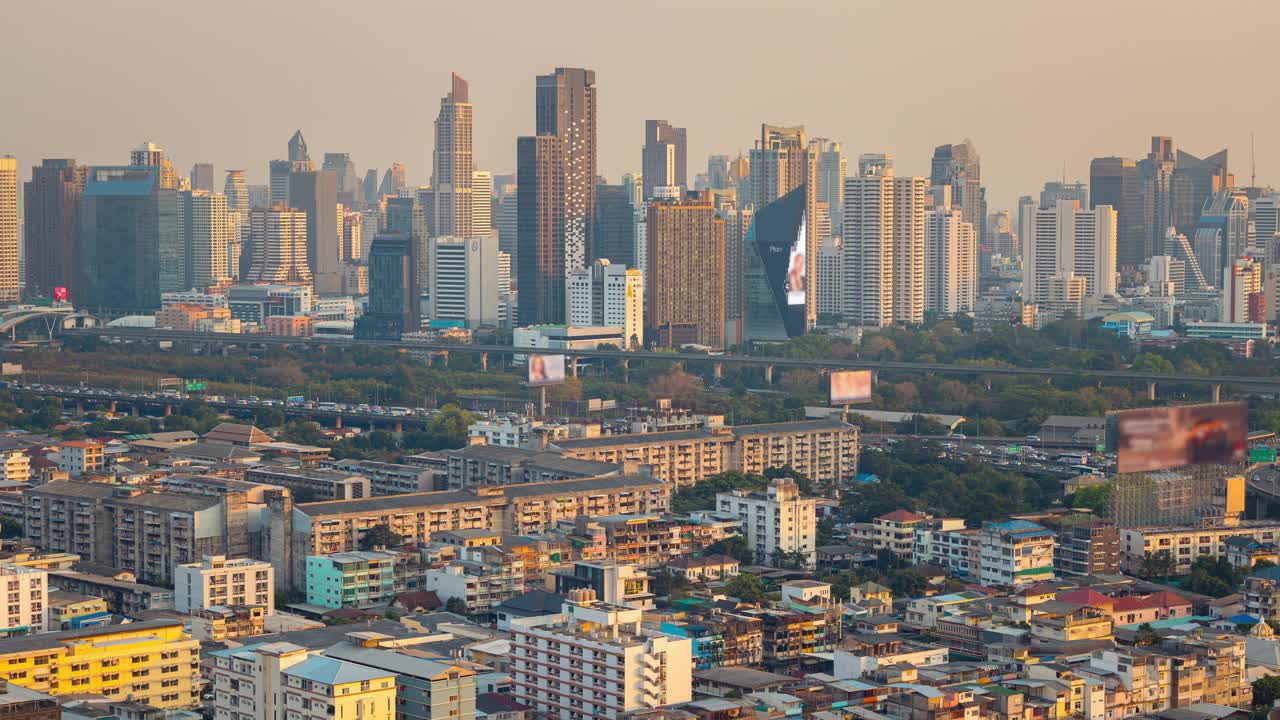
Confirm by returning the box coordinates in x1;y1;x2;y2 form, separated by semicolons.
264;315;314;337
1106;591;1193;626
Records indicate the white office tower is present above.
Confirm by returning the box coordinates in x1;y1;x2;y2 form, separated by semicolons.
1147;255;1186;297
633;203;648;279
1222;256;1263;323
925;199;977;315
0;157;16;302
428;235;502;327
176;190;231;291
816;236;844;320
249;205;311;284
342;210;362;261
1020;200;1116;302
510;593;693;719
566;259;645;348
432;72;474;238
843;157;894;327
471;170;493;236
497;251;512;327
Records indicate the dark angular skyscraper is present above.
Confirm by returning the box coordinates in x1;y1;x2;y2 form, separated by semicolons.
516;135;565;325
642;119;687;199
535;67;596;276
930;140;982;231
1172;148;1229;237
592;183;635;267
743;185;808;342
1090;156;1146;267
24;159;86;300
288;130;310;164
77;166;177;313
355;234;416;339
289;169;340;293
189;162;214;193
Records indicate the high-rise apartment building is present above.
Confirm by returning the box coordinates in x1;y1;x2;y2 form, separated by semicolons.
1090;156;1146;266
289;168;341;293
1148;255;1186;298
223;169;249;219
646;192;725;348
815;141;847;236
23;159;85;301
536;67;597;274
642;119;687;199
749;125;817;329
432;73;474;238
924;195;977;316
566;259;644;348
717;478;817;567
1194;189;1249;285
323;152;359;205
175;190;231;291
1222;256;1265;324
471;170;493;237
816;236;843;320
516;135;565;325
1021;200;1117;302
248;204;311;284
78;166;177;313
930;139;982;232
0;563;47;634
189;162;214;193
342;209;362;262
892;175;928;325
0;157;16;303
130;141;178;190
842;155;895;328
429;235;503;328
174;555;274;614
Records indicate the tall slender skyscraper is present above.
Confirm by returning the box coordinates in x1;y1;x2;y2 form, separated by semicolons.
929;140;982;231
289;169;340;293
536;67;597;272
0;157;16;303
189;163;214;193
642;120;687;200
892;176;927;325
516;135;565;325
379;163;406;199
363;169;380;205
646;192;725;348
323;153;359;206
432;73;474;238
176;190;231;291
471;170;493;237
223;170;249;220
288;130;310;165
924;192;977;316
843;155;895;328
593;184;635;267
749;124;817;329
24;159;85;300
814;141;847;237
78;166;178;312
1172;147;1229;237
1090;156;1146;267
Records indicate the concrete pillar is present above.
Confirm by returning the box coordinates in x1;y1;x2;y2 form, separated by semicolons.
622;358;630;383
1147;381;1157;401
765;365;774;385
1212;383;1222;403
76;401;84;414
394;421;403;434
130;404;138;417
334;415;342;429
109;400;117;414
164;404;172;417
714;363;723;381
569;356;578;378
481;352;488;372
440;351;449;367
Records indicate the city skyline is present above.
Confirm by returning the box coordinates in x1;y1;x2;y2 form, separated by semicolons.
6;1;1278;210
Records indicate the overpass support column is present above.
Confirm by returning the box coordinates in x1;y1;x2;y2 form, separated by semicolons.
109;401;117;414
1147;381;1157;401
440;351;448;368
164;404;172;417
394;421;402;434
765;365;774;385
481;352;488;372
76;401;84;415
569;356;578;378
334;415;342;429
1212;383;1222;403
622;359;630;383
714;363;723;382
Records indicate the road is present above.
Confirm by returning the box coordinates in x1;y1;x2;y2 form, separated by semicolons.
59;326;1280;392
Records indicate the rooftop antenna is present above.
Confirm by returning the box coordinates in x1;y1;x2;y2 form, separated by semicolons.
1251;132;1257;187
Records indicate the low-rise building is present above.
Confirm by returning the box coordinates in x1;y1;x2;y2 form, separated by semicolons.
0;564;46;636
174;555;274;614
555;429;730;488
324;636;478;720
210;640;396;720
552;560;653;609
189;604;266;641
306;550;421;609
46;591;109;631
50;441;102;476
322;459;436;495
978;520;1056;587
728;419;859;485
1121;521;1280;575
245;466;370;501
46;570;174;617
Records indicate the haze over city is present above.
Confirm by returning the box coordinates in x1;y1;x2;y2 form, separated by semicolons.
7;0;1278;206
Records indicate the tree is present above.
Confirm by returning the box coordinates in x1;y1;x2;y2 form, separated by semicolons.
817;517;836;547
359;524;403;551
1072;484;1113;514
0;516;20;539
1139;550;1176;580
724;573;765;603
1131;352;1175;375
445;597;470;616
1135;622;1158;647
887;570;928;598
706;536;754;564
1255;675;1280;716
651;570;690;600
647;368;704;400
423;404;475;450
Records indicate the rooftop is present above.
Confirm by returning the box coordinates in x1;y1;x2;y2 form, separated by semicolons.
284;654;394;685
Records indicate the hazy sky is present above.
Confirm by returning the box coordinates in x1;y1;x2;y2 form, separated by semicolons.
7;1;1278;209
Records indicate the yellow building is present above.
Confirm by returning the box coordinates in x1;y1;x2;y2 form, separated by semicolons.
211;641;396;720
47;591;109;631
0;619;200;708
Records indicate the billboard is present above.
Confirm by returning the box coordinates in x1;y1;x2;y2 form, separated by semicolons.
53;287;68;302
1116;402;1248;474
786;216;806;306
829;370;873;405
527;354;566;386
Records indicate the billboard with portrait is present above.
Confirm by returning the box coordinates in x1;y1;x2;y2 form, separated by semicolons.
786;216;806;306
1116;402;1248;474
829;369;873;405
527;354;566;386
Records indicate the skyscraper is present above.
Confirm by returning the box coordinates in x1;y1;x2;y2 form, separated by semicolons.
1172;147;1229;236
189;163;214;193
1089;157;1146;266
288;130;310;165
1040;181;1088;209
378;163;406;199
78;166;177;313
176;190;231;291
269;160;292;207
567;259;644;348
355;234;416;340
429;235;503;328
471;170;493;237
248;204;311;284
289;169;341;293
892;175;927;325
536;67;597;273
322;153;359;206
1193;189;1249;286
749;124;817;329
0;157;16;303
1021;200;1117;301
929;139;982;232
742;185;808;342
223;170;249;220
592;184;636;268
815;141;847;237
842;156;895;328
362;169;380;206
646;192;724;348
23;159;85;300
130;141;179;190
432;72;474;238
722;205;753;345
642;120;687;200
1140;136;1177;255
924;192;977;316
516;135;565;325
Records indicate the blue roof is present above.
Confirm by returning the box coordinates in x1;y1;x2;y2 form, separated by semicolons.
285;655;393;685
1225;614;1261;625
854;473;880;484
988;520;1045;532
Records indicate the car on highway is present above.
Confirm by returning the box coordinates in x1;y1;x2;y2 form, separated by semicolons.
1026;435;1041;442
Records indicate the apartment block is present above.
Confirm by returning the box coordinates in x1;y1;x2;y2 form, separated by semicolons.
244;466;370;501
551;560;654;609
509;593;693;720
324;637;477;720
977;520;1056;587
210;640;396;720
305;550;421;609
716;478;817;567
174;555;274;614
0;619;200;708
321;459;435;495
51;442;102;476
727;419;859;484
554;429;729;487
0;564;47;636
1120;521;1280;575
